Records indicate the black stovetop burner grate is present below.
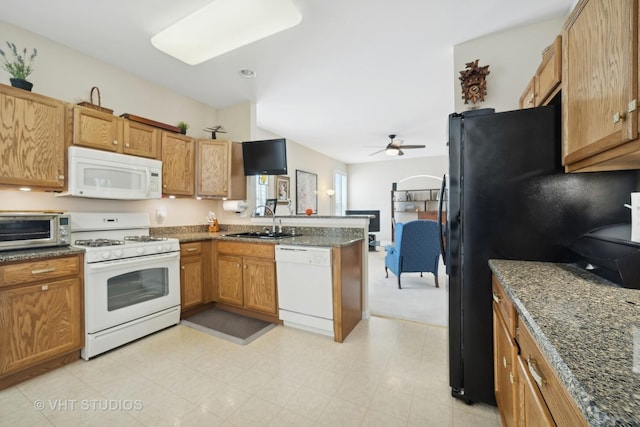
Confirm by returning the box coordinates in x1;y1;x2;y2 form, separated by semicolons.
74;239;125;247
123;235;167;242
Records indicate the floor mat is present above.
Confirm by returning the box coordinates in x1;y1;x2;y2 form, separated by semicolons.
180;307;276;345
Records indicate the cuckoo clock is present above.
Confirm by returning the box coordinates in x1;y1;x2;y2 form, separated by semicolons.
459;60;490;104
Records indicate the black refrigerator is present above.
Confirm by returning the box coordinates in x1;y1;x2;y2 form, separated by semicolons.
441;105;636;405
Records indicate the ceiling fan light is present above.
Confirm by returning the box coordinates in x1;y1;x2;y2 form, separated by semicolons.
385;147;399;156
151;0;302;65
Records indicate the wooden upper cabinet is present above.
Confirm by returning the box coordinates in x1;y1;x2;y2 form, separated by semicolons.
123;120;159;159
535;36;562;107
519;36;561;110
72;105;122;152
196;139;246;199
562;0;639;171
161;131;195;196
74;106;160;159
0;84;66;190
197;139;229;197
519;76;537;109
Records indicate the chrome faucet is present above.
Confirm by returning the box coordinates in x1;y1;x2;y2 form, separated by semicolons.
252;204;276;234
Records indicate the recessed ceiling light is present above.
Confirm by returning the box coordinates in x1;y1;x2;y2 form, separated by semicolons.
239;69;256;78
151;0;302;65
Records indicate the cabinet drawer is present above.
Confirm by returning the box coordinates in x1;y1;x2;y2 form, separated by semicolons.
491;276;516;336
180;241;203;256
517;321;587;427
0;256;81;288
217;241;275;259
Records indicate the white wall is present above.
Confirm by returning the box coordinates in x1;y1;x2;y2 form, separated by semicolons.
348;156;447;243
0;21;226;227
0;22;345;227
347;16;567;244
453;17;565;113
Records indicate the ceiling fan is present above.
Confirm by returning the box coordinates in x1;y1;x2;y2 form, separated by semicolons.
369;134;426;156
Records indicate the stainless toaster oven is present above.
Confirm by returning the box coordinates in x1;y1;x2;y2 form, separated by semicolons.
0;212;70;251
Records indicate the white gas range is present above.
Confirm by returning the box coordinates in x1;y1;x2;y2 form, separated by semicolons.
70;212;181;360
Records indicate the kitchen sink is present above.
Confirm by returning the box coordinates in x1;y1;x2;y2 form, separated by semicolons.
223;231;296;239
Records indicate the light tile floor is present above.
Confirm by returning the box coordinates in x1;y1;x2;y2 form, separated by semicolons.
0;317;500;427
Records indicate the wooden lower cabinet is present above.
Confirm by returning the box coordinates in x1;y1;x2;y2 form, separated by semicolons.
216;241;277;316
492;277;518;427
217;254;244;306
0;254;83;389
493;306;518;427
493;274;588;427
180;242;207;312
517;354;555;427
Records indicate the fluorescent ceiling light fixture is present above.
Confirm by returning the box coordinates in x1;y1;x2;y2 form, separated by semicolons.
151;0;302;65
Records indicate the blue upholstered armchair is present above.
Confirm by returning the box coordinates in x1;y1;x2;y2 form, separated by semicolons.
384;220;441;289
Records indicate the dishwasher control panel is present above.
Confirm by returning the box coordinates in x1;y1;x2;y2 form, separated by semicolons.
275;245;332;266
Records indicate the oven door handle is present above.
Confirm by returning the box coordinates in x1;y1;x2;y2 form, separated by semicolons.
86;251;179;271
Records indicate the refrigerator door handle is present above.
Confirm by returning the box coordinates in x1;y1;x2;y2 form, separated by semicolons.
437;174;447;266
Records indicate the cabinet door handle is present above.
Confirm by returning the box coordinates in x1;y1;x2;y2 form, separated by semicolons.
125;143;130;148
613;112;626;124
187;248;197;252
527;355;546;387
509;371;518;384
113;140;118;145
181;266;185;270
41;284;49;291
503;356;509;368
492;292;501;303
32;267;55;275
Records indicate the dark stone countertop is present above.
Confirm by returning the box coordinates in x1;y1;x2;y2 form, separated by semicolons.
153;230;363;247
0;246;85;263
489;259;640;427
151;224;364;247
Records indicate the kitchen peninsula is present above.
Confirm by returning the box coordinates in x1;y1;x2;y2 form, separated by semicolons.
151;217;368;343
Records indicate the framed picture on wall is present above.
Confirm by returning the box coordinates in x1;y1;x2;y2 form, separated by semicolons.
296;170;317;214
275;175;290;203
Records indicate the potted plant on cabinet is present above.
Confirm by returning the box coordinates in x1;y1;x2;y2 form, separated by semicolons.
0;42;37;91
177;121;189;135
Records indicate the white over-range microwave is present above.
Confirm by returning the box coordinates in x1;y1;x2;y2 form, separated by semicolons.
63;146;162;200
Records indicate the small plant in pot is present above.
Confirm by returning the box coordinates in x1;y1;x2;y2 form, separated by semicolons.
0;42;37;91
177;121;189;135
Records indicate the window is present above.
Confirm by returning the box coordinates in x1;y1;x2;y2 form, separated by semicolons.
334;171;347;215
255;175;268;209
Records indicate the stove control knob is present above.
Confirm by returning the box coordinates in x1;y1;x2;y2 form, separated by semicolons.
156;245;163;252
137;247;145;255
164;244;172;251
114;249;124;257
101;251;111;259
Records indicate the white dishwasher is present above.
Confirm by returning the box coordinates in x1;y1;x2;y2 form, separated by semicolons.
275;245;334;336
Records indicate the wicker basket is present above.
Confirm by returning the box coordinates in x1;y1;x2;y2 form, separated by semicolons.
77;86;113;114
